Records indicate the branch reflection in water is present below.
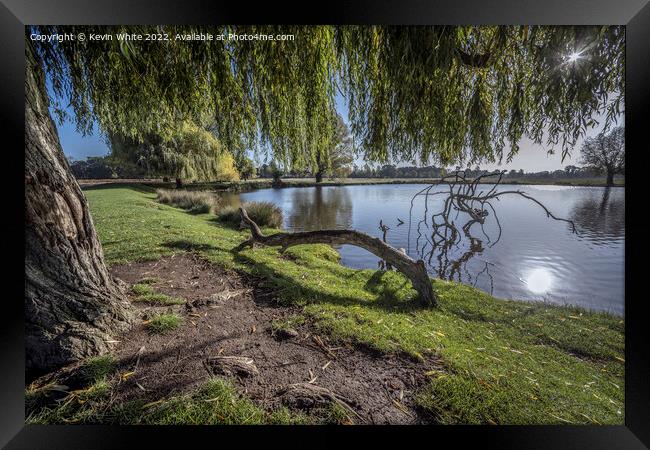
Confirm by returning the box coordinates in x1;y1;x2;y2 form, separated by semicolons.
406;171;576;294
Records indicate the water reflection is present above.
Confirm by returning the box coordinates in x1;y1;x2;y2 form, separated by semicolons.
524;268;554;294
569;187;625;243
286;186;353;230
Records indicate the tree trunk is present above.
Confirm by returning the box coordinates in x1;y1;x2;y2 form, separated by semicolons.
315;171;323;183
606;171;614;186
234;208;437;306
25;42;133;374
175;177;183;188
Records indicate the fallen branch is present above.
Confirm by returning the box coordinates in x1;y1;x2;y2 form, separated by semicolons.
233;207;437;307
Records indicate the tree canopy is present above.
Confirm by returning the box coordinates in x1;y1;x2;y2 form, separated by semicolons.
32;25;624;170
110;121;239;182
313;113;355;181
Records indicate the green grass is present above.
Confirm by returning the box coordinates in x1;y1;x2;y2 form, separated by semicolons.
271;315;306;333
132;283;154;296
27;377;309;425
83;185;625;425
147;313;182;334
27;380;112;424
135;293;185;306
132;378;308;425
132;283;185;305
81;355;117;384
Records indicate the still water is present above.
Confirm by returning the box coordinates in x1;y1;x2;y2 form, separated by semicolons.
223;184;625;315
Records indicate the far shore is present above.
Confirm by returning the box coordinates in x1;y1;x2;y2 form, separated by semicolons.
78;176;625;190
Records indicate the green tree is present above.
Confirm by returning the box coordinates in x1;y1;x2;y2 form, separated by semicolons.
110;121;239;188
69;156;115;179
579;125;625;186
26;25;624;371
269;161;284;186
236;156;257;181
314;113;355;181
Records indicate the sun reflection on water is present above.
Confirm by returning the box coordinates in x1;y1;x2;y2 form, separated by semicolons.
524;268;554;294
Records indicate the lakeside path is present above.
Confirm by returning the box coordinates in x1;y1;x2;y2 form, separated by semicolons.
77;176;625;190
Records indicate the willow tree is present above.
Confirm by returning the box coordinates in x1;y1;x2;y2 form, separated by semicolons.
110;121;239;187
26;25;624;371
313;113;355;182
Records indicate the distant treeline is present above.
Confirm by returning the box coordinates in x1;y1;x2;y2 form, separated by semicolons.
68;156;145;179
345;164;605;179
70;155;608;182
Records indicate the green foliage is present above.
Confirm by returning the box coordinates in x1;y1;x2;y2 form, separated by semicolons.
156;188;221;214
69;155;145;179
269;161;284;184
33;25;623;171
337;26;624;164
218;201;283;228
147;313;182;334
111;121;239;182
314;113;355;180
235;155;257;180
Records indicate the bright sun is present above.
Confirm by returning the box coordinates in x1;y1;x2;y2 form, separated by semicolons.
567;51;582;63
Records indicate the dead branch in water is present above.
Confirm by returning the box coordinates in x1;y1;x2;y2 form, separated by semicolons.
233;207;437;307
408;170;577;280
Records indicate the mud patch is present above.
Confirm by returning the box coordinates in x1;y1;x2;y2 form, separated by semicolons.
107;253;441;424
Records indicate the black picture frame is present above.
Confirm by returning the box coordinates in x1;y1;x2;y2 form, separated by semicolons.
1;0;648;448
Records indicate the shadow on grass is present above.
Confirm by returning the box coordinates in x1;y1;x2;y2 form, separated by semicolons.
230;249;425;314
209;215;243;231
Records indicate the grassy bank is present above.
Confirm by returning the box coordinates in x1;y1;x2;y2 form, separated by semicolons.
30;185;624;425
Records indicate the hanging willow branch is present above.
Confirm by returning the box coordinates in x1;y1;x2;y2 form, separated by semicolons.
233;207;437;306
33;25;624;172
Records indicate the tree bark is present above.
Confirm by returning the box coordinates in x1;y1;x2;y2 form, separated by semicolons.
234;208;437;306
606;171;614;186
175;178;183;188
25;42;133;373
315;151;324;183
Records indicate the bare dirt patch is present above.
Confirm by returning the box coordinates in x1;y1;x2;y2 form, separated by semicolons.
107;253;442;424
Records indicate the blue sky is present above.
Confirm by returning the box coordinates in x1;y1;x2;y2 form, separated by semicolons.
53;82;621;172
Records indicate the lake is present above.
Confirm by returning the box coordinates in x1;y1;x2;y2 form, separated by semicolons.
222;183;625;315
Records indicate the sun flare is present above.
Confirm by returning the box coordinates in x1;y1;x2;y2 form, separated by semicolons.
567;51;582;63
